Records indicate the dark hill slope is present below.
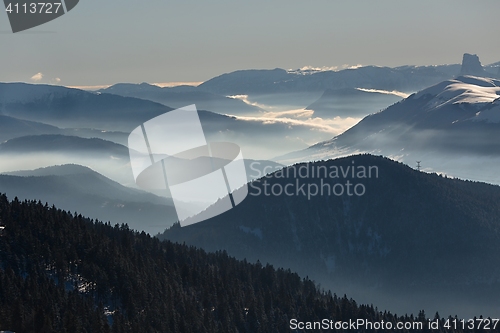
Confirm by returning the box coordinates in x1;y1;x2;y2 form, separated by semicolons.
161;154;500;317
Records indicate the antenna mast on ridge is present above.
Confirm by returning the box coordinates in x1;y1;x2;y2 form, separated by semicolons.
416;161;421;171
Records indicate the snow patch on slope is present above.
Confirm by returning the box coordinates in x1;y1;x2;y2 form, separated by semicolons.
473;99;500;123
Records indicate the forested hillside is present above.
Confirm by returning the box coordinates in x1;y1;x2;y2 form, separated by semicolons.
0;195;494;332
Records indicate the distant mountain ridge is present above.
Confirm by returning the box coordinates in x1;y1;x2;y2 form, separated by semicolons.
0;113;132;146
0;114;61;143
0;83;338;159
100;82;261;115
196;56;497;96
7;163;96;176
0;164;177;233
278;76;500;183
0;82;173;131
0;134;137;186
0;134;129;155
197;66;451;95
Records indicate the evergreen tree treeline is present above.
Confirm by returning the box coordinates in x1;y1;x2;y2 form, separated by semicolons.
0;195;495;332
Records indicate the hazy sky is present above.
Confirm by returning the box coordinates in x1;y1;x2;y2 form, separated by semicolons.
1;0;499;86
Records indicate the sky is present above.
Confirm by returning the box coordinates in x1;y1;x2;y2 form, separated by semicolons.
1;0;499;86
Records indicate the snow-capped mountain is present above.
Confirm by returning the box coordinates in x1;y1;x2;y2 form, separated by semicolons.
198;65;454;96
278;76;500;183
197;54;499;97
412;76;500;111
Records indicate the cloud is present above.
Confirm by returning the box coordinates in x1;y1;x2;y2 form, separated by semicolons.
227;94;267;109
227;96;361;135
356;88;410;98
29;73;62;84
260;109;315;119
30;72;43;82
235;113;361;135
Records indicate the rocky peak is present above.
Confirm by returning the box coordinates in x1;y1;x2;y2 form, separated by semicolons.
460;53;486;76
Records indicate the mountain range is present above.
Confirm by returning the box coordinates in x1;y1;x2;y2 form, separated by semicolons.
0;164;177;234
99;83;261;115
1;53;500;329
0;115;61;143
197;55;498;97
0;83;338;159
279;75;500;184
0;83;172;131
0;134;137;186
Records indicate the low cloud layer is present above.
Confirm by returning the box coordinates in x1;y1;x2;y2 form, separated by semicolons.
227;94;362;136
236;113;360;135
356;88;410;98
